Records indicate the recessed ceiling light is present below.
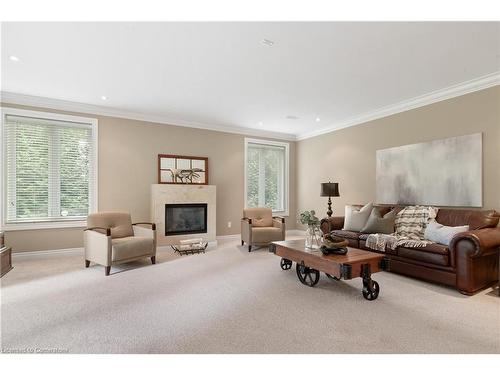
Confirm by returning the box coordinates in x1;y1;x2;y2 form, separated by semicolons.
101;96;108;101
258;121;263;126
261;39;274;47
316;117;321;122
9;55;19;62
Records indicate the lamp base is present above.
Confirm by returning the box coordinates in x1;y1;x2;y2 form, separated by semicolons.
326;196;333;217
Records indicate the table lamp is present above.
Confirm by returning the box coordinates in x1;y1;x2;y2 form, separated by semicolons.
320;182;340;217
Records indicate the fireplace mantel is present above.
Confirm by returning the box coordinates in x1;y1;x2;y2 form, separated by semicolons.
151;184;216;246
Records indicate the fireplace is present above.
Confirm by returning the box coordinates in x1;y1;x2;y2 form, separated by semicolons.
165;203;208;236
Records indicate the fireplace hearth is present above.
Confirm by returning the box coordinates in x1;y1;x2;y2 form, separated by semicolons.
165;203;208;236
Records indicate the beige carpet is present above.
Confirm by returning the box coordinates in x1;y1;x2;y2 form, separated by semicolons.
1;238;499;354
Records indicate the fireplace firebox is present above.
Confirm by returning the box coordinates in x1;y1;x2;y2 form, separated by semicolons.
165;203;208;236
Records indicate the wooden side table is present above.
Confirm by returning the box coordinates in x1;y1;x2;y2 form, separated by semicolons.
1;246;13;277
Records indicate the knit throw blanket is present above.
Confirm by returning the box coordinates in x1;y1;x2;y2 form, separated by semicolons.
366;205;437;252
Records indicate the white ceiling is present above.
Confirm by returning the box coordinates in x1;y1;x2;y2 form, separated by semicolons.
2;22;499;139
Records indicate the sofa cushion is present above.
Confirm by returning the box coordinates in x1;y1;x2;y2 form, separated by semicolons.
111;236;154;261
424;220;469;246
331;230;360;240
416;243;449;255
331;229;361;248
361;207;396;234
252;227;283;243
343;203;373;232
396;243;449;266
358;233;398;254
436;209;499;229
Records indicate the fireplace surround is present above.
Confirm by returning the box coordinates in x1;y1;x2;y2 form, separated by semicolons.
151;184;216;246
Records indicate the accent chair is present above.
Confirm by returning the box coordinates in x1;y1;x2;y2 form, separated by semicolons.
84;212;157;275
241;207;285;252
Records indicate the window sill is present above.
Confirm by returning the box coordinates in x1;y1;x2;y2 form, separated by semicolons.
272;211;289;217
2;220;87;231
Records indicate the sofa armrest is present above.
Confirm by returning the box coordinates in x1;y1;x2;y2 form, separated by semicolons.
241;218;252;243
133;222;157;230
320;216;345;234
84;229;112;266
450;228;500;258
273;217;286;232
132;224;157;255
133;224;156;238
450;227;500;294
84;227;111;236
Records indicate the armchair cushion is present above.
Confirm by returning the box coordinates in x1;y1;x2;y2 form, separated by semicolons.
243;207;273;227
251;227;284;243
87;212;134;239
111;236;154;262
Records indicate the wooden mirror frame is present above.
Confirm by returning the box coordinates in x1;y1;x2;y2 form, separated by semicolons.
158;154;209;185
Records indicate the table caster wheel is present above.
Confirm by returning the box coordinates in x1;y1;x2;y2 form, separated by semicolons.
296;264;320;287
362;280;379;301
280;258;292;270
325;273;340;281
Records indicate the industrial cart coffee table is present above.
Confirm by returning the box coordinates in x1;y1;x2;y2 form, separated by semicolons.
269;239;389;301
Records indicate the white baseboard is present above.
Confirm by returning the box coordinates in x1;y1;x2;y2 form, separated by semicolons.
216;230;304;240
286;229;306;236
12;247;84;258
11;231;304;258
216;234;241;241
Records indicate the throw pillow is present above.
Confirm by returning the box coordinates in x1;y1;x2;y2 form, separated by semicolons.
361;207;397;234
343;202;373;232
424;220;469;246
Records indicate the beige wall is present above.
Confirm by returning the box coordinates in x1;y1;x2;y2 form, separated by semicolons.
2;104;296;252
296;86;500;225
3;86;498;251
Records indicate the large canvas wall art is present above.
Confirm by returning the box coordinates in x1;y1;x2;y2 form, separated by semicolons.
376;133;482;207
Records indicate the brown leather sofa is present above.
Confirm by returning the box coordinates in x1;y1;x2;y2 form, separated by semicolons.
320;206;500;295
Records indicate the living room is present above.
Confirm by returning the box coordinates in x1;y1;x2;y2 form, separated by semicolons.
1;1;499;373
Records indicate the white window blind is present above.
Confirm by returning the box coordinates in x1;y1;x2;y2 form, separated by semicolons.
3;112;97;225
245;139;288;214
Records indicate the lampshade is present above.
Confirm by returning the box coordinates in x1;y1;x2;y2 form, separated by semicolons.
320;182;340;197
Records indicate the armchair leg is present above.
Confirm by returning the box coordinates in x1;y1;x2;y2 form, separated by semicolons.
85;260;90;268
248;245;252;252
151;256;156;264
241;240;244;246
105;266;111;276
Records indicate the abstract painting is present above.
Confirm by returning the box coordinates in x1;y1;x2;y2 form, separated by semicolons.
376;133;482;207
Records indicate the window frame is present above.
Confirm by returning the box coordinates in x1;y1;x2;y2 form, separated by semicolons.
0;107;98;231
244;137;289;216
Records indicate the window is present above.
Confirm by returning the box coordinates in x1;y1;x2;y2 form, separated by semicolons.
1;108;98;230
245;138;289;215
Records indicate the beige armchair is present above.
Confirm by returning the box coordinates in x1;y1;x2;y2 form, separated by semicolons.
84;212;157;276
241;207;285;252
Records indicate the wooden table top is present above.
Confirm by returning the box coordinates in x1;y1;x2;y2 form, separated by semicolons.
272;239;385;266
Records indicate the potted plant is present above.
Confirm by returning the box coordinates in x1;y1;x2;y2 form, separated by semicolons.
299;210;321;249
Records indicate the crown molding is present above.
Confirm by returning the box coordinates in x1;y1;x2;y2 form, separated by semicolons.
2;72;498;143
296;71;500;141
0;91;296;142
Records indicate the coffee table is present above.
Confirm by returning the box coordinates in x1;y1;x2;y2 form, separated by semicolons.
269;239;389;301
